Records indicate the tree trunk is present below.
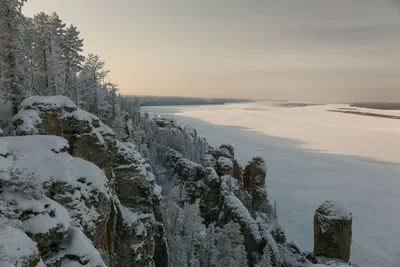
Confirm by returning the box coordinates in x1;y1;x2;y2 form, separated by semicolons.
65;61;70;95
43;43;48;92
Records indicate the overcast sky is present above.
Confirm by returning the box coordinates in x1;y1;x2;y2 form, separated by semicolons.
24;0;400;102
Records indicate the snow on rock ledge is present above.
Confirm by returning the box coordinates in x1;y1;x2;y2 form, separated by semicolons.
10;96;168;266
12;95;117;180
0;225;41;267
0;135;111;265
46;227;107;267
20;95;76;111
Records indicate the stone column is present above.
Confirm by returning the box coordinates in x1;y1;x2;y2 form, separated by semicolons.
314;200;352;262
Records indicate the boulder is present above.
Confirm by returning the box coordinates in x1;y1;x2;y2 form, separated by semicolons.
314;200;352;262
200;167;221;222
202;153;216;168
219;143;235;157
242;157;270;213
174;158;205;182
154;118;175;128
13;95;117;180
216;156;233;176
10;96;168;266
243;156;267;190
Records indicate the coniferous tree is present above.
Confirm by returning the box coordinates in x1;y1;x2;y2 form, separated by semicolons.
62;24;84;102
78;54;108;115
0;0;28;115
210;222;248;267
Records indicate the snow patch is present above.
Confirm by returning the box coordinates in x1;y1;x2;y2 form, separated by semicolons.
2;190;71;235
46;227;107;267
21;95;76;110
217;157;233;169
317;200;352;220
0;225;38;267
12;110;41;135
224;193;262;242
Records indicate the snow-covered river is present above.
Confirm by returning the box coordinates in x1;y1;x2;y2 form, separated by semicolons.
144;102;400;267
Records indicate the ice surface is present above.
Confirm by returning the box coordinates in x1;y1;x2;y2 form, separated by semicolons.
143;103;400;267
179;102;400;163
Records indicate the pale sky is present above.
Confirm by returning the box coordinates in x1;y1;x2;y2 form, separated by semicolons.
24;0;400;102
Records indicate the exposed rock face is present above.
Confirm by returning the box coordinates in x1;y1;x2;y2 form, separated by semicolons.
170;142;289;267
219;143;235;157
314;200;352;262
243;157;268;212
6;96;167;267
13;96;117;180
113;141;167;267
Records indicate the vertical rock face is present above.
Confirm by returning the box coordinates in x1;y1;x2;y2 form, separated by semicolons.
113;141;167;267
314;200;352;262
243;157;268;212
174;143;286;267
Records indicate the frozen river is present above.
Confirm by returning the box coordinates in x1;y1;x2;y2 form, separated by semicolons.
144;102;400;267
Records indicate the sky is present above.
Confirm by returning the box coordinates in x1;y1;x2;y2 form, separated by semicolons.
23;0;400;102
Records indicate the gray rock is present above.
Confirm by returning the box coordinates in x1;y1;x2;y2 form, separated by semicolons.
314;200;352;262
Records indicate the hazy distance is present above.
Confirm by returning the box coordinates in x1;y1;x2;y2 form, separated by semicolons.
23;0;400;103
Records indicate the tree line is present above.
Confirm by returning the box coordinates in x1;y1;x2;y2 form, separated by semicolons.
0;0;140;128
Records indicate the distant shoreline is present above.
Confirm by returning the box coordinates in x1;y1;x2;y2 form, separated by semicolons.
327;109;400;120
350;103;400;110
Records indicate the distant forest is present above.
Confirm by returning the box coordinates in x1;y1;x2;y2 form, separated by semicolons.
126;95;252;106
351;103;400;110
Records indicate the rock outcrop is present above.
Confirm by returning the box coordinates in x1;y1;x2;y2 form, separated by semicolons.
2;96;167;267
1;96;354;267
314;200;352;262
169;138;308;267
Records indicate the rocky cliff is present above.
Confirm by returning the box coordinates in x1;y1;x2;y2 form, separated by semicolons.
0;95;352;267
150;118;353;267
1;96;167;267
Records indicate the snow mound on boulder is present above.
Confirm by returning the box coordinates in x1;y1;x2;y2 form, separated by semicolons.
2;190;71;236
0;136;110;197
21;95;76;111
316;200;352;220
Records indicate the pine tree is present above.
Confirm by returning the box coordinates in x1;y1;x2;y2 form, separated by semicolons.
78;54;109;115
0;0;28;115
210;222;248;267
255;246;272;267
31;12;66;96
62;24;84;102
47;12;66;95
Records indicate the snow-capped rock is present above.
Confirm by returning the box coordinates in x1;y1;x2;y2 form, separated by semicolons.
6;96;168;267
45;227;107;267
314;200;352;262
13;95;117;179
